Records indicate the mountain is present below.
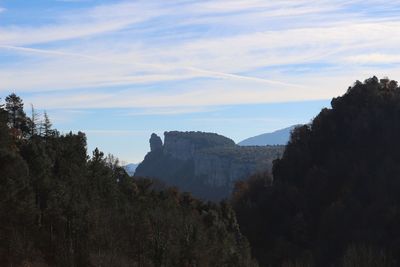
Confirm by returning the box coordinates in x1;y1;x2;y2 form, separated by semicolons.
134;131;284;200
238;125;300;146
122;163;138;176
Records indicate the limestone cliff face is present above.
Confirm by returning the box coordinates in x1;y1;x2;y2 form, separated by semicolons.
194;153;261;188
135;131;284;200
163;133;197;161
163;131;235;161
193;146;281;189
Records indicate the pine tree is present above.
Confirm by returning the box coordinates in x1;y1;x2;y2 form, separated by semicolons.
5;93;29;139
43;112;51;136
0;101;9;148
29;104;40;137
0;110;37;265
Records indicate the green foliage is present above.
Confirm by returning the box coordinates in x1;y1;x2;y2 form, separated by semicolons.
0;106;10;148
233;77;400;266
0;104;38;266
0;94;256;266
4;93;30;139
342;244;394;267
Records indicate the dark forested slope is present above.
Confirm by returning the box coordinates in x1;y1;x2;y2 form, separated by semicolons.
0;94;256;267
233;77;400;266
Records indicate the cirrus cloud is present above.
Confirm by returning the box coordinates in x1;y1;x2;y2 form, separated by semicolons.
1;0;400;111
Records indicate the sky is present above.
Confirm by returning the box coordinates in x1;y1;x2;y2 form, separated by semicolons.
1;0;400;163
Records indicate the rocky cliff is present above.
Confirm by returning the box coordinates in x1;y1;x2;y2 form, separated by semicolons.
135;131;284;200
163;131;235;160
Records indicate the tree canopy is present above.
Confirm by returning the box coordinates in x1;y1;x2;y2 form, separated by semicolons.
233;77;400;266
0;94;256;267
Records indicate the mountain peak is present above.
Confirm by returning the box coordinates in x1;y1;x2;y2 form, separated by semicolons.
238;125;300;146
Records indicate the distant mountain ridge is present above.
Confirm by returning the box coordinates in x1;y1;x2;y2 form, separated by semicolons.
135;131;284;200
123;163;138;176
239;125;300;146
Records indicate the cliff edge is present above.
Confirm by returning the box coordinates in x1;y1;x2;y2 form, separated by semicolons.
135;131;284;200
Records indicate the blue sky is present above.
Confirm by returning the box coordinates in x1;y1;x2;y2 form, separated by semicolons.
1;0;400;163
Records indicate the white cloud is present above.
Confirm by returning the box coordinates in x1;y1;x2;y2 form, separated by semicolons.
22;78;336;110
189;0;337;14
345;53;400;64
56;0;92;2
123;106;221;116
0;45;303;91
2;19;400;95
2;0;400;112
0;2;164;46
71;129;148;136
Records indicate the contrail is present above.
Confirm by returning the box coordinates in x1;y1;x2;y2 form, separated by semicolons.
0;45;305;88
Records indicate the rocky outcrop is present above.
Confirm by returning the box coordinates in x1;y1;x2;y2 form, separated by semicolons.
135;131;284;200
150;133;163;152
163;131;235;160
194;146;279;188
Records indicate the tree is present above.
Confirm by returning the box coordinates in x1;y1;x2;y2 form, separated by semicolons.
5;93;29;138
40;111;54;138
0;110;38;265
28;104;40;137
0;94;257;266
233;77;400;266
0;102;10;149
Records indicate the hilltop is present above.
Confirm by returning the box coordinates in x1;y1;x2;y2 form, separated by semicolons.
135;131;284;200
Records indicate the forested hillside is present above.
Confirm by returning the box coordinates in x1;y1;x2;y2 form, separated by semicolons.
4;76;400;267
233;77;400;266
0;94;256;266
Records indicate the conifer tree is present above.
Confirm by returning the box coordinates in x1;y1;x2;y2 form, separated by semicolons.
5;93;29;138
41;111;53;138
29;104;40;137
